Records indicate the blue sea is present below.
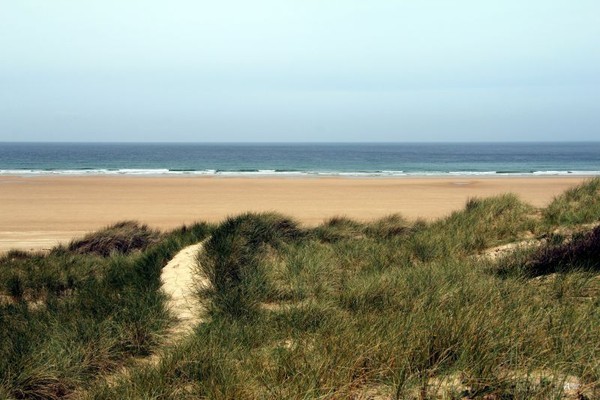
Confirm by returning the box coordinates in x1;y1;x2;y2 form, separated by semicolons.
0;142;599;177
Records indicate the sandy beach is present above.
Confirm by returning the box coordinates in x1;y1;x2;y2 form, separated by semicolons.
0;175;590;253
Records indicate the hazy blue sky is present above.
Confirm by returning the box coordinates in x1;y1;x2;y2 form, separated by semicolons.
1;0;599;142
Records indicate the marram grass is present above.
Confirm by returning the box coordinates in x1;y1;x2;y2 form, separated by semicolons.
2;179;600;399
0;222;212;400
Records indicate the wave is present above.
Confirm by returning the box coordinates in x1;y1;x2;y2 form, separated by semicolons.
2;169;600;177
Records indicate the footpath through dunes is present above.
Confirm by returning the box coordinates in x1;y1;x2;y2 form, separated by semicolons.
75;240;210;398
160;240;208;342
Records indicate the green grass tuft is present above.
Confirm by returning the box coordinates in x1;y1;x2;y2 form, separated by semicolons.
313;216;365;242
409;194;536;262
199;212;303;317
543;177;600;226
364;213;412;239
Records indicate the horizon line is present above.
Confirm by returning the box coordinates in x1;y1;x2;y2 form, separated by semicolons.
2;140;600;145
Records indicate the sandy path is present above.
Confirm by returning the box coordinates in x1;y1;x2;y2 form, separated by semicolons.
160;241;207;341
71;242;208;397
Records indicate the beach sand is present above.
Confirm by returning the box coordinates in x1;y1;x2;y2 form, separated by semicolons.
0;175;589;253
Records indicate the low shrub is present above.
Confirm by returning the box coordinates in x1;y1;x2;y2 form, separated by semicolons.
68;221;161;256
527;225;600;276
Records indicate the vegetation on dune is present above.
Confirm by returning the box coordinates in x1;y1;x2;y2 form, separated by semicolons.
0;250;100;301
0;221;211;400
313;214;416;243
495;225;600;279
543;177;600;226
67;221;161;257
198;212;304;317
528;225;600;274
93;182;600;399
408;194;536;262
364;213;413;239
313;216;366;242
3;179;600;399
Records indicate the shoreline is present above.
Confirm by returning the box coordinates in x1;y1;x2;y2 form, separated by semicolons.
0;175;590;253
2;171;599;178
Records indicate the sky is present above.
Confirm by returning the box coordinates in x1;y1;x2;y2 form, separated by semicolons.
1;0;599;142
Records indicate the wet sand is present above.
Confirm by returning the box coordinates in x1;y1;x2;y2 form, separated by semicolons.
0;175;589;252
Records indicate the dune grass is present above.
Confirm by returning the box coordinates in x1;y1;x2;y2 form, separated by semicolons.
0;222;211;400
543;177;600;226
407;194;537;262
86;183;600;399
198;212;304;317
68;221;162;257
3;179;600;399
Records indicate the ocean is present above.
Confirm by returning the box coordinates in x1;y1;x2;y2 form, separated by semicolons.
0;142;599;177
